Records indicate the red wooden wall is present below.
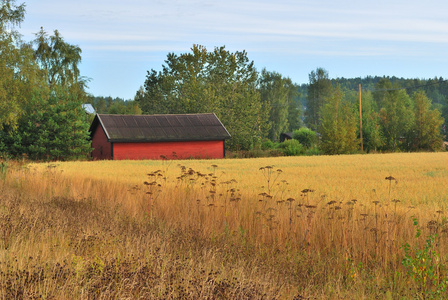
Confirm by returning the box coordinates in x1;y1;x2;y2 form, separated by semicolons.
91;124;112;160
113;140;224;160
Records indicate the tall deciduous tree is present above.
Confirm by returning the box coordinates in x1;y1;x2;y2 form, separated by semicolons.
305;68;333;131
410;91;444;151
372;78;393;109
287;98;302;132
137;45;209;114
258;69;300;141
34;27;84;90
359;91;383;152
319;85;358;154
345;88;383;152
137;45;268;150
0;0;43;130
376;80;414;151
442;96;448;137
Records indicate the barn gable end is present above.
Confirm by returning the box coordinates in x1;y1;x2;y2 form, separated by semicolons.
89;113;230;160
91;118;112;160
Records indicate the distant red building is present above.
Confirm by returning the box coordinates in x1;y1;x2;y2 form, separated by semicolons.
89;113;231;160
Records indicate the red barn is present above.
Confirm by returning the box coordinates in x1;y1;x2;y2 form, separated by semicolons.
89;113;231;160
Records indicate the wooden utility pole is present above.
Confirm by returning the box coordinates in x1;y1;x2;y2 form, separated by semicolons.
359;84;363;152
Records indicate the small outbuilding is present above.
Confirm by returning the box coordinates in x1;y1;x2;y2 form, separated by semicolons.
89;113;231;160
82;104;96;114
279;132;293;142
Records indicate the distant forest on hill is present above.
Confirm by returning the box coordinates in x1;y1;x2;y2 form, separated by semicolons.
1;0;446;159
297;76;448;109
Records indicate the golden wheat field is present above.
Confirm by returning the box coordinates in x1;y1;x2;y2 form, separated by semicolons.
1;152;448;299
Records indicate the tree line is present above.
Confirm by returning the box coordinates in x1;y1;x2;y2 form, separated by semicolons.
0;1;445;160
303;69;445;154
136;50;445;154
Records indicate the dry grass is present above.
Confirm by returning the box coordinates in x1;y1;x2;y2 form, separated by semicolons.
1;152;448;299
0;172;286;299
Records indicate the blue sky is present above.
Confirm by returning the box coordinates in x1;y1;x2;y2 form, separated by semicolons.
20;0;448;100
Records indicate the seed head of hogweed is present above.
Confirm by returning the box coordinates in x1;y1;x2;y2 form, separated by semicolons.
427;220;438;226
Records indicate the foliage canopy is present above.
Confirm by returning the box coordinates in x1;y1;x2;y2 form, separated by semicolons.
0;1;91;160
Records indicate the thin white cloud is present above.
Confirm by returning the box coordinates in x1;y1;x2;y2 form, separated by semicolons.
24;0;448;46
19;0;448;98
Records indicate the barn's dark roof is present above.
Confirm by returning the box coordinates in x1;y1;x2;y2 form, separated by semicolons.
90;113;231;142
